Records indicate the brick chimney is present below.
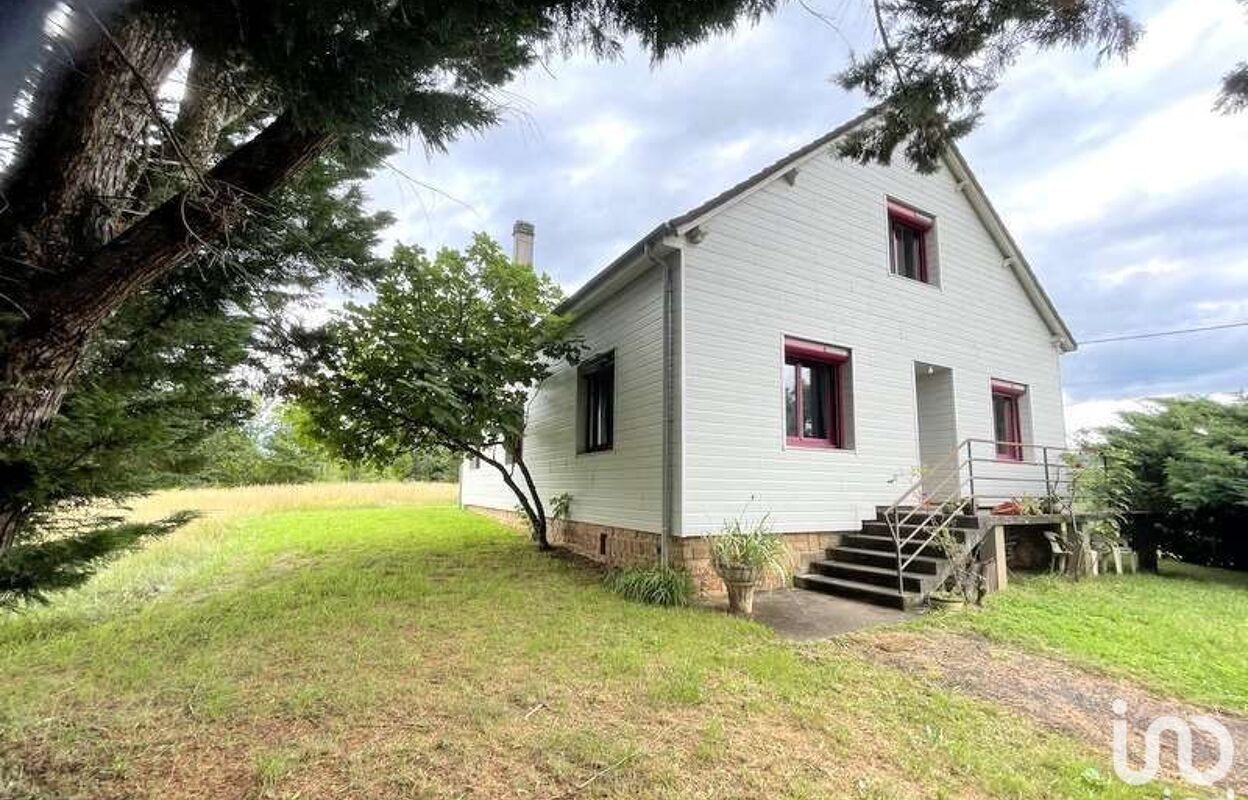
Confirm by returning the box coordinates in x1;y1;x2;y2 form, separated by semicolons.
512;220;535;266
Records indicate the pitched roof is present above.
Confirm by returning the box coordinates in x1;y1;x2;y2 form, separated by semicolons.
555;113;1076;351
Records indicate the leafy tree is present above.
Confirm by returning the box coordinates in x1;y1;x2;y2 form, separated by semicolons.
837;0;1246;172
0;133;392;602
0;0;774;450
294;236;582;548
1099;396;1248;570
0;0;775;600
179;402;452;487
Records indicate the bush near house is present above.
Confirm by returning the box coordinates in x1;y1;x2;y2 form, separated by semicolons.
1098;396;1248;571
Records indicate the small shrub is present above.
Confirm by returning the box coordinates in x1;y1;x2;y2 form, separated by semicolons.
710;512;790;580
549;492;572;520
604;565;696;607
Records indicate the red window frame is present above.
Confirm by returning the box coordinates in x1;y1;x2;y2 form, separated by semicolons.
784;338;849;449
888;200;933;284
991;379;1026;461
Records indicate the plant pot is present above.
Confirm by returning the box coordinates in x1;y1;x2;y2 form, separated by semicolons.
928;593;966;611
715;564;760;616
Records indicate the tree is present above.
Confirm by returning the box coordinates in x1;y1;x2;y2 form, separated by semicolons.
0;0;774;449
836;0;1247;172
294;236;582;548
0;130;394;601
1098;396;1248;571
0;0;776;587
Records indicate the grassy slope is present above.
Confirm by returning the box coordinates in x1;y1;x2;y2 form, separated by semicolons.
920;563;1248;713
1;485;1174;799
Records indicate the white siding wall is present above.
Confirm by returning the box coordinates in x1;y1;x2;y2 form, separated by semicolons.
459;265;666;532
679;150;1066;534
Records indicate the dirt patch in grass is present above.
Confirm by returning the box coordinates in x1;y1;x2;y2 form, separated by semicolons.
853;629;1248;794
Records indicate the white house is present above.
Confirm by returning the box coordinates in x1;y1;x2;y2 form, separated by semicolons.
460;113;1078;605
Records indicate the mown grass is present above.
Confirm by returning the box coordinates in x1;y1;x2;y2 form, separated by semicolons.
920;560;1248;713
0;484;1182;799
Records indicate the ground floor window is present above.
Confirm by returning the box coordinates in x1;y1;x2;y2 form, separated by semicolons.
991;379;1026;460
784;337;851;449
578;351;615;453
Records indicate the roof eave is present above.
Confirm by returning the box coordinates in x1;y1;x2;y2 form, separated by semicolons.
943;145;1078;353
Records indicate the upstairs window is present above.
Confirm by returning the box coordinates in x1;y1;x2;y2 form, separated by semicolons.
888;200;935;285
991;379;1027;461
578;351;615;453
784;338;852;449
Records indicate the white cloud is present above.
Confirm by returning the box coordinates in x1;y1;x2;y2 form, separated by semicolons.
1065;392;1243;440
1002;91;1248;235
1064;396;1153;438
563;115;641;186
1094;257;1183;289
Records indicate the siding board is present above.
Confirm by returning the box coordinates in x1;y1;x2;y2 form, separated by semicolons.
680;147;1066;534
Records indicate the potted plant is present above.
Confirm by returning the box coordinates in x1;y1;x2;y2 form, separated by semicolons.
710;512;790;616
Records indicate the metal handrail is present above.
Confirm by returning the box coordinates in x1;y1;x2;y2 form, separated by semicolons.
881;438;1099;599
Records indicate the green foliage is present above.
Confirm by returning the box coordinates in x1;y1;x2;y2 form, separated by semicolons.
174;403;453;487
0;136;393;599
0;511;196;609
159;0;778;142
1097;396;1248;569
604;565;696;607
710;512;790;579
294;234;582;542
549;492;573;521
836;0;1141;172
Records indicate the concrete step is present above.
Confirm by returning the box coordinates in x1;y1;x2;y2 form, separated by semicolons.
808;559;935;593
835;533;947;557
860;520;980;537
831;546;943;574
794;573;920;610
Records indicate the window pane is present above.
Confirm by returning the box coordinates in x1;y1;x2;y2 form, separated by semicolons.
802;363;830;439
891;219;929;282
993;393;1020;458
784;363;798;436
992;394;1011;442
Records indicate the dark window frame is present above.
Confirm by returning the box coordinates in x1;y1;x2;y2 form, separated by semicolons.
888;200;934;285
784;338;850;449
579;352;615;454
991;380;1026;461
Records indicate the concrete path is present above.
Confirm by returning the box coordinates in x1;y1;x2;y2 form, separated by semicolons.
704;588;914;639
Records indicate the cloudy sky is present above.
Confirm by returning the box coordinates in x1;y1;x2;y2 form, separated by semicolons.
362;0;1248;435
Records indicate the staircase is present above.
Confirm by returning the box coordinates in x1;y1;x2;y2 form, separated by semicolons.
795;507;988;609
794;437;1090;609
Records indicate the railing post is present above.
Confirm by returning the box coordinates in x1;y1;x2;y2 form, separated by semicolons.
966;439;975;502
1043;446;1052;498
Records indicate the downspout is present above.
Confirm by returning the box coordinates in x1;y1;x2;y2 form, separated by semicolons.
644;242;676;567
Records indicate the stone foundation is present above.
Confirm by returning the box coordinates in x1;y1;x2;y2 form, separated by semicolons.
464;505;841;594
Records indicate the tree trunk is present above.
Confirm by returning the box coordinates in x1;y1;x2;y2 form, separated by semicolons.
0;5;184;271
515;457;550;549
0;111;334;447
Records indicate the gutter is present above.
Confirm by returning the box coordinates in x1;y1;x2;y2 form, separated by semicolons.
555;222;675;316
643;242;678;565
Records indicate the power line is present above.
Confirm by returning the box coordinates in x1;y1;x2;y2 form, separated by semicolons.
1079;320;1248;345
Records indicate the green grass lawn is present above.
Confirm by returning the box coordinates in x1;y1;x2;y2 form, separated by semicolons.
920;561;1248;713
0;485;1200;799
